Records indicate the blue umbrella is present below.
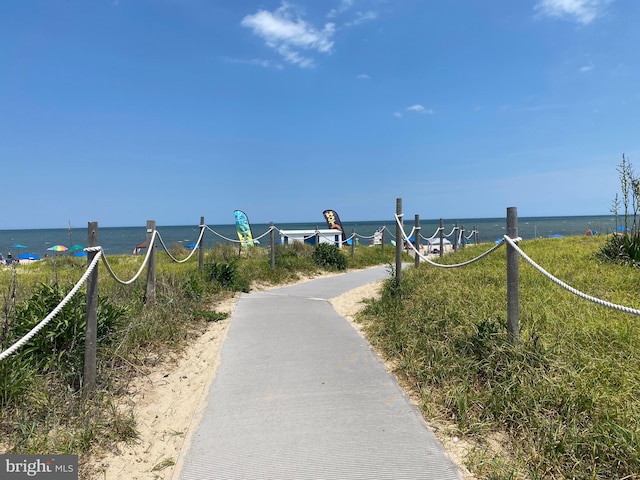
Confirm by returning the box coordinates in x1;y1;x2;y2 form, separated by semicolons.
18;253;40;260
12;243;27;249
185;243;199;249
73;251;88;257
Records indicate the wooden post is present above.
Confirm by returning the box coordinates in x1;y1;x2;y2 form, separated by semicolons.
453;222;459;250
83;221;98;396
198;216;204;271
506;207;520;345
381;225;385;254
315;226;319;246
474;226;479;245
414;214;420;267
439;218;444;258
351;227;355;257
395;198;402;284
461;225;465;249
146;220;156;306
270;221;275;268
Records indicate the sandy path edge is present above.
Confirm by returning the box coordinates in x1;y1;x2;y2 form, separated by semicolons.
86;273;475;479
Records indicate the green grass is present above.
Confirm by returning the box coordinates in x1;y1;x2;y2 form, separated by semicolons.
358;235;640;479
0;242;404;472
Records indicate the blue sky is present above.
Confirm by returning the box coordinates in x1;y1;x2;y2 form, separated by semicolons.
2;0;639;229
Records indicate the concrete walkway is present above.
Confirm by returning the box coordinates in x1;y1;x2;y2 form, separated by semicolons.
175;266;466;480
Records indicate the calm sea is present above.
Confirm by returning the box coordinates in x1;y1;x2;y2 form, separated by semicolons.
0;215;618;259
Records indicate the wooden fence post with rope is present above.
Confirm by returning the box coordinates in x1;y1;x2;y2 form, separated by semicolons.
414;214;420;267
198;216;204;271
506;207;520;345
83;221;98;396
395;198;403;284
146;220;156;306
270;221;275;269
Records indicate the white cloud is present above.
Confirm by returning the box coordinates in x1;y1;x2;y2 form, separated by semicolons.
407;104;434;114
535;0;612;25
241;2;335;68
579;62;594;72
327;0;355;18
345;10;379;26
394;112;403;119
356;73;371;80
222;56;284;70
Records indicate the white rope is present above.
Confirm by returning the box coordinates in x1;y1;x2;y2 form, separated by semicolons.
100;231;157;285
418;240;504;268
355;232;377;239
253;226;276;242
464;229;477;240
205;225;241;243
156;227;204;263
503;235;640;315
419;226;444;241
0;250;103;362
444;226;456;238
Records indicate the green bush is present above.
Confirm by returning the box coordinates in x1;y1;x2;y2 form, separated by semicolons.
203;259;250;292
2;283;125;392
598;231;640;266
312;243;347;270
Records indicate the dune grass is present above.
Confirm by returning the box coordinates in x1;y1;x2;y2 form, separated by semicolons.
358;235;640;479
0;241;402;470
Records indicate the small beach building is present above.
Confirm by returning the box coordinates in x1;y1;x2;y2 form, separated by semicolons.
279;229;344;247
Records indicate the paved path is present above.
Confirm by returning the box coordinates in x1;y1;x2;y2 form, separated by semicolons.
175;266;466;479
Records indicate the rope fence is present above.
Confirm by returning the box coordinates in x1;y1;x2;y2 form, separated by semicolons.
3;200;631;393
391;199;640;345
0;217;412;381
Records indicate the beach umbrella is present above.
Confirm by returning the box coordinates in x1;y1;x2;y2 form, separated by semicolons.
185;243;199;249
11;243;27;249
68;244;85;252
73;251;88;257
47;245;68;252
18;253;40;260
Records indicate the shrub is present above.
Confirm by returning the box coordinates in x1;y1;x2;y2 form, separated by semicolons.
203;259;250;292
312;243;347;270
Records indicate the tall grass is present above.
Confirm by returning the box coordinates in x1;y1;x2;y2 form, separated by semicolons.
359;236;640;479
0;242;402;467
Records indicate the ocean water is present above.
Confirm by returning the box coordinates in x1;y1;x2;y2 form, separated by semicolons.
0;215;618;259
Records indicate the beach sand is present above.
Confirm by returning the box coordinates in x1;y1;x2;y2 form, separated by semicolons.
85;270;473;480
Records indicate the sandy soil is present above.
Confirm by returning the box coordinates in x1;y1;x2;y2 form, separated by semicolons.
87;271;474;480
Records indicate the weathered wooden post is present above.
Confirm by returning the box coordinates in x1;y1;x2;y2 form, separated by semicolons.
474;226;479;245
146;220;156;306
439;218;444;257
351;227;355;257
395;198;403;284
461;225;466;249
83;221;98;396
381;225;385;254
453;222;459;250
315;226;320;246
414;214;420;267
270;221;275;268
506;207;520;345
198;216;204;271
